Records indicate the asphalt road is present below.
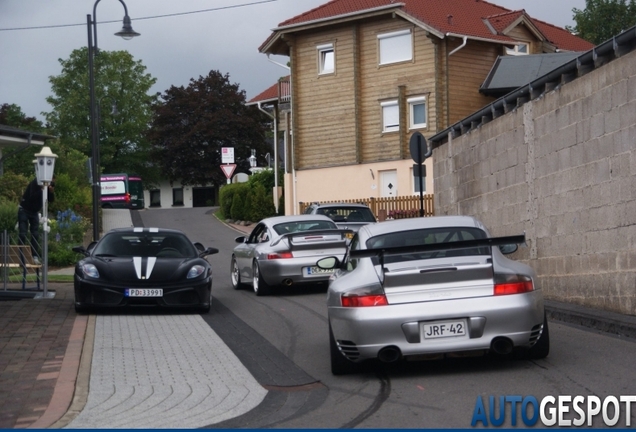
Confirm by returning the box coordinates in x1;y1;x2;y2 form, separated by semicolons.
134;207;636;428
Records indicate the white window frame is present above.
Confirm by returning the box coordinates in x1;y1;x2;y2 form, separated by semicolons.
408;96;427;129
505;42;529;56
317;43;335;75
381;100;399;133
378;29;413;65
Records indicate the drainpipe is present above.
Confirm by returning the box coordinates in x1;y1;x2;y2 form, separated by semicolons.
448;35;468;56
266;54;297;214
257;101;279;214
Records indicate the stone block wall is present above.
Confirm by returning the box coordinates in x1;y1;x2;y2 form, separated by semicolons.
433;49;636;315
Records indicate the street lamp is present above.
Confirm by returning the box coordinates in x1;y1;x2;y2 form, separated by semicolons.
87;0;139;242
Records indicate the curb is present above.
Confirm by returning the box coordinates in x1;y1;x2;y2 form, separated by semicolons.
545;300;636;339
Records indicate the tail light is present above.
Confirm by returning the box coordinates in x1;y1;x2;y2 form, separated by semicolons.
125;192;131;203
267;251;293;259
494;274;534;295
341;284;388;307
341;294;388;307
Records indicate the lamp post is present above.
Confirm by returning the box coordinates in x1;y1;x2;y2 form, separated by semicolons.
87;0;139;242
34;146;58;299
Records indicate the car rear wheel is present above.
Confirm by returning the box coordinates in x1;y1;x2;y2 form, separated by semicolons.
231;256;245;290
329;323;357;375
528;315;550;359
253;261;271;296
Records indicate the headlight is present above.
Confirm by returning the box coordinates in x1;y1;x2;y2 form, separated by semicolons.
81;263;99;279
187;265;206;279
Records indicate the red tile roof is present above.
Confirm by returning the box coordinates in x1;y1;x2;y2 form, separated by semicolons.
247;76;290;104
268;0;593;52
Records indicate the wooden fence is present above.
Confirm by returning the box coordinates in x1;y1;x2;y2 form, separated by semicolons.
299;194;434;220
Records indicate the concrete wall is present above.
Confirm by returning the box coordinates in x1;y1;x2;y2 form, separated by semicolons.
433;49;636;315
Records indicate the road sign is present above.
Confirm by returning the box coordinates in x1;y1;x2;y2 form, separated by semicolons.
409;131;430;164
221;147;235;164
221;164;237;179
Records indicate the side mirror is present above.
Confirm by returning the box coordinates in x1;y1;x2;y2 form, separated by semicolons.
202;247;219;257
194;242;205;253
235;236;246;244
317;256;340;269
72;245;88;256
499;244;518;255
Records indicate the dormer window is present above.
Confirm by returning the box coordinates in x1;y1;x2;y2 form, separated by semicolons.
506;43;529;56
317;43;335;74
378;29;413;65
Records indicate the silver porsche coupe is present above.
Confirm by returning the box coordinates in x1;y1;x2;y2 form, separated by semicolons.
317;215;549;374
231;215;351;295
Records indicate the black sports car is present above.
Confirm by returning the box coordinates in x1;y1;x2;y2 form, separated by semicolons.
72;227;219;313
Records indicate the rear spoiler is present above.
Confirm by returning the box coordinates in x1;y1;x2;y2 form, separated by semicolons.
271;229;354;247
349;234;526;260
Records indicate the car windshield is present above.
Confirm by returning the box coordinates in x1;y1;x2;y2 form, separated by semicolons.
365;227;490;264
93;232;196;258
317;207;375;223
273;220;337;235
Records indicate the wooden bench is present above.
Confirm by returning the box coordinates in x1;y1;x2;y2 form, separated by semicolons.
0;244;42;289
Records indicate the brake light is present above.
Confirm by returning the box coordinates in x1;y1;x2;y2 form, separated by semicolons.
494;275;534;295
267;252;293;259
125;192;131;203
341;293;388;307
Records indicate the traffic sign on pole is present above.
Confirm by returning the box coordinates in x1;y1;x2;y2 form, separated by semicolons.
221;147;235;164
221;164;237;180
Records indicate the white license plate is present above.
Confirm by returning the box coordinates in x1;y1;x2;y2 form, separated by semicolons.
125;288;163;297
422;320;466;339
303;266;334;277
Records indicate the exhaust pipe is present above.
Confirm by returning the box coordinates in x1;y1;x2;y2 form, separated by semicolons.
283;278;293;286
378;346;401;363
491;337;513;355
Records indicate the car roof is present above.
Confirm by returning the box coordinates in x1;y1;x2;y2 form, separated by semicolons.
310;203;370;209
359;215;487;237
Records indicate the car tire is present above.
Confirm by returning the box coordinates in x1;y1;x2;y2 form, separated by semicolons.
528;315;550;359
253;261;271;296
329;323;357;375
74;303;89;314
231;256;245;290
200;287;212;314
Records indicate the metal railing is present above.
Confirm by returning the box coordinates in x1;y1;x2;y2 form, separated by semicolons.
1;230;42;290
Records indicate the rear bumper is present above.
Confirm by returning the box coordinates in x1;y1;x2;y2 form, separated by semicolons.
329;291;544;361
258;257;334;286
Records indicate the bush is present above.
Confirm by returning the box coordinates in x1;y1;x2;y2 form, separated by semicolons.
0;201;18;233
250;182;276;222
48;209;90;266
219;183;242;219
230;189;246;221
0;172;29;204
48;173;92;219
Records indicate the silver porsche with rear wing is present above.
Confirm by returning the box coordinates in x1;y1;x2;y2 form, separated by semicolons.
231;215;352;296
317;216;549;375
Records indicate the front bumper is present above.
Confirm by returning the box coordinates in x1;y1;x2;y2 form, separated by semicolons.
328;291;544;362
74;275;212;309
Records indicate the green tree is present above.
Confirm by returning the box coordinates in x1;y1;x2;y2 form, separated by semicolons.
0;104;46;178
147;70;270;187
568;0;636;45
44;48;160;186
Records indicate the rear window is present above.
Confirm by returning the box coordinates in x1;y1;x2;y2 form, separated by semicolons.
316;207;375;223
366;227;490;263
273;220;337;235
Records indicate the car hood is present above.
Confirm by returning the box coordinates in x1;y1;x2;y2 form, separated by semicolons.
79;256;205;283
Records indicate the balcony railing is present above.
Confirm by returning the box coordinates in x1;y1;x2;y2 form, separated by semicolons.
278;78;291;103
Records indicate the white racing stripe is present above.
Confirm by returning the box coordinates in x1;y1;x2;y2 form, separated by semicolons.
133;257;143;279
146;257;157;278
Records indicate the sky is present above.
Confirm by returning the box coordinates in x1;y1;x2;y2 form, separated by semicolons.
0;0;587;123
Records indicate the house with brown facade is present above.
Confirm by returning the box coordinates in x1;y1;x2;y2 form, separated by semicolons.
252;0;593;215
